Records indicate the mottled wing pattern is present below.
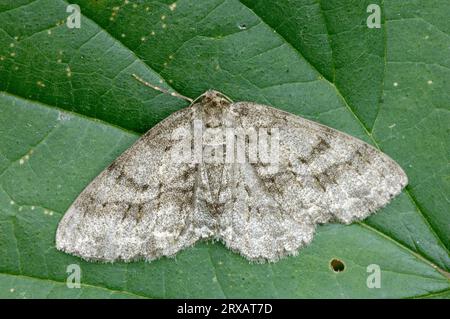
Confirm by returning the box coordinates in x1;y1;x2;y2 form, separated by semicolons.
56;107;202;262
218;161;317;261
218;102;408;261
57;91;408;263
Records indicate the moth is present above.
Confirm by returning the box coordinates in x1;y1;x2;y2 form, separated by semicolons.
56;75;408;262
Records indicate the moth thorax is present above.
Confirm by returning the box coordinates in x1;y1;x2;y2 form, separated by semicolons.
201;97;230;128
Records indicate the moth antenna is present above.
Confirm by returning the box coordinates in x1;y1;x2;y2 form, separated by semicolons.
132;74;193;103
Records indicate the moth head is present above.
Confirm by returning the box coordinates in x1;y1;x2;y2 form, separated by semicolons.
200;90;233;107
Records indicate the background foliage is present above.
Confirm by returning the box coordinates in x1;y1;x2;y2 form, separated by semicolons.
0;0;448;298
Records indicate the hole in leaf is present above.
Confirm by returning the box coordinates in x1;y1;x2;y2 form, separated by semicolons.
330;258;345;272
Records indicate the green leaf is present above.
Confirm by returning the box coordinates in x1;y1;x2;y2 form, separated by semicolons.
0;0;448;298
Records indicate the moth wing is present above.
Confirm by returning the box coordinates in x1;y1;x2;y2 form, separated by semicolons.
56;107;202;262
218;102;408;261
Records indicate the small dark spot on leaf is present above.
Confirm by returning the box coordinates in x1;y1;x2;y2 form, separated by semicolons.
330;258;345;272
